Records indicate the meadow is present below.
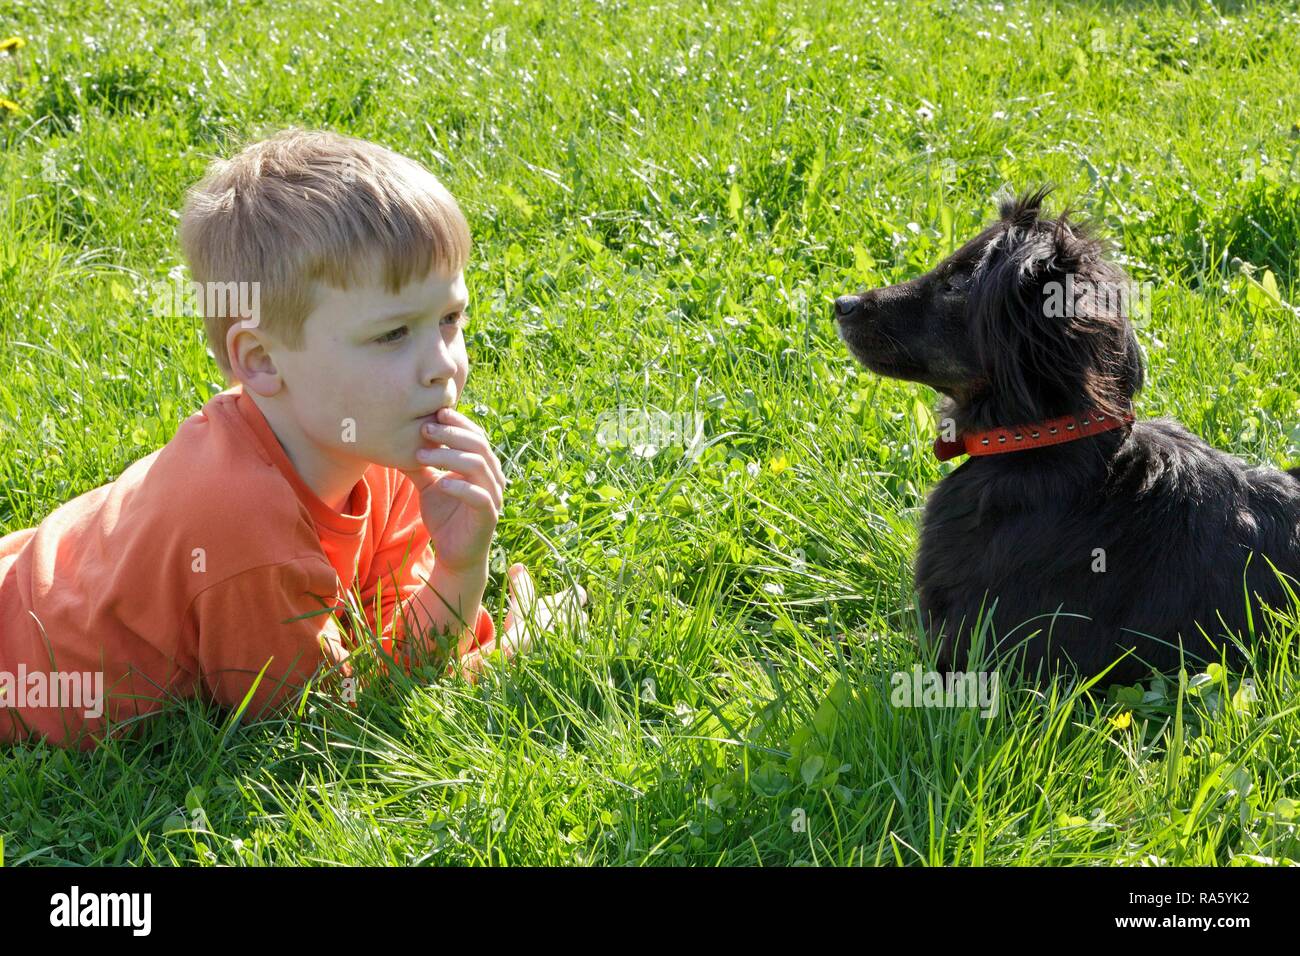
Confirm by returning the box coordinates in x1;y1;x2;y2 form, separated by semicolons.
1;0;1299;865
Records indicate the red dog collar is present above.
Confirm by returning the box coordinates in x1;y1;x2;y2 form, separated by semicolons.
934;409;1135;461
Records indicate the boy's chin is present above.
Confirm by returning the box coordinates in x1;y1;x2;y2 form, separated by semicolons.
349;447;424;474
350;440;439;474
403;446;443;474
389;451;426;474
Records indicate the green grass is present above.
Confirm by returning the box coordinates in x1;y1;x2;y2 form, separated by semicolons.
2;0;1300;865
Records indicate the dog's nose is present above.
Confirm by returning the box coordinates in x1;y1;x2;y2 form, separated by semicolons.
834;295;861;319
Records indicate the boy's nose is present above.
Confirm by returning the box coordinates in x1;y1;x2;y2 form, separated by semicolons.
420;345;461;388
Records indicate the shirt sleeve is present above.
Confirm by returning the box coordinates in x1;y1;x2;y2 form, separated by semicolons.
191;558;344;719
356;472;495;661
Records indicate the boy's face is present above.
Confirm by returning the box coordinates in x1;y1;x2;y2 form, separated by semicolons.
240;258;471;472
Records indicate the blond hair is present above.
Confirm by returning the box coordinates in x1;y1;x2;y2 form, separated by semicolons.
178;128;471;382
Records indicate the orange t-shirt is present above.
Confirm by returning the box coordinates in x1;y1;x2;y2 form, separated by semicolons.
0;384;494;750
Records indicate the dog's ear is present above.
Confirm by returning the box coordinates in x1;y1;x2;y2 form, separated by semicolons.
968;224;1066;422
997;186;1055;229
969;208;1143;423
1053;217;1146;412
1116;311;1145;402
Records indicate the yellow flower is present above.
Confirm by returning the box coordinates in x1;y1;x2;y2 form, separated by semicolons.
0;98;21;114
1108;711;1132;730
768;454;790;475
0;37;26;53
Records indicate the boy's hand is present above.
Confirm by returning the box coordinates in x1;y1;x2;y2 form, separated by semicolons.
457;563;588;683
399;407;506;573
317;615;353;678
501;563;588;653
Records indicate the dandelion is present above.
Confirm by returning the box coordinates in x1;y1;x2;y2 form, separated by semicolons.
0;98;21;114
0;37;26;53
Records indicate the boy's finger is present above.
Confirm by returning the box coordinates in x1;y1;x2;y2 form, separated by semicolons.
428;413;509;494
432;474;500;516
485;447;508;498
437;406;486;438
414;449;503;509
540;586;587;629
398;465;437;490
548;584;587;608
407;466;502;522
507;563;537;614
317;623;354;679
399;465;459;493
501;621;533;657
421;423;492;459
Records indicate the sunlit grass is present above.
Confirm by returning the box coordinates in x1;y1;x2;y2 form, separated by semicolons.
1;0;1299;865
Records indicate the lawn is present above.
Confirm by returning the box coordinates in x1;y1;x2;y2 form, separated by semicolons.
1;0;1299;865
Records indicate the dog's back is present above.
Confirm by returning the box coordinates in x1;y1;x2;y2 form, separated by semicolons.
917;419;1300;683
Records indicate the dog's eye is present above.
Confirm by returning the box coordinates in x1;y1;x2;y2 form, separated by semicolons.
941;274;968;295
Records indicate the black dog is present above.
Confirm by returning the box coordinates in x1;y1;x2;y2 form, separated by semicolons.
835;187;1300;684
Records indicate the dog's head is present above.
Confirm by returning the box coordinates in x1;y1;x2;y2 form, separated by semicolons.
835;188;1145;428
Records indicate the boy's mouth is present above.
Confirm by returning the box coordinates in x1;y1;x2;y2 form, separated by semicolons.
413;403;453;421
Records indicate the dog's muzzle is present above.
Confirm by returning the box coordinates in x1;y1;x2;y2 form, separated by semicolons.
834;295;862;320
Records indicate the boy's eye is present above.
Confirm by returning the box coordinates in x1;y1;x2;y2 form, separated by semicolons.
374;311;464;344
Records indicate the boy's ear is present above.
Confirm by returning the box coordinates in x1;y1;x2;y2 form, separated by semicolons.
226;323;284;396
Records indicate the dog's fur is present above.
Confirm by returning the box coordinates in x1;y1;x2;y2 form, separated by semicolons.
836;188;1300;683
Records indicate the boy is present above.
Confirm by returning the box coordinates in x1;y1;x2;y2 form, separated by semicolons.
0;128;583;750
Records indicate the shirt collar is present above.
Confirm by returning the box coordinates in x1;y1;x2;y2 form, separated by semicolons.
230;384;370;536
